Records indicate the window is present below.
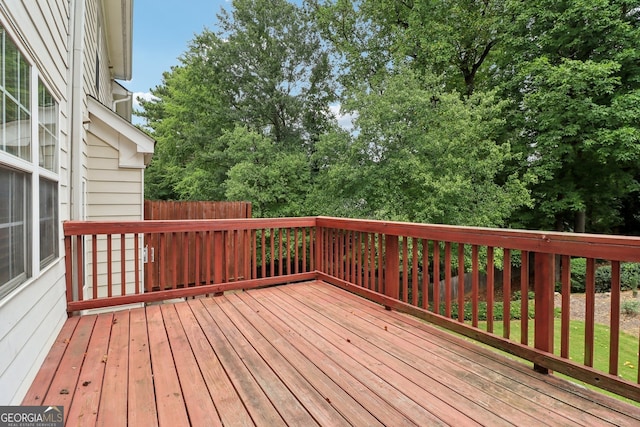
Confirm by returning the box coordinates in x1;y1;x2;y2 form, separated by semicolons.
38;80;58;171
39;178;57;268
0;167;30;293
1;28;30;161
0;24;59;296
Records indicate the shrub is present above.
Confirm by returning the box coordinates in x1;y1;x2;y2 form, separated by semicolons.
511;290;535;301
438;300;535;321
621;299;640;316
570;258;587;293
595;265;612;293
593;262;640;293
622;263;640;294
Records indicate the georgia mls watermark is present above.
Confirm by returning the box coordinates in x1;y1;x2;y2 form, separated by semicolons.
0;406;63;427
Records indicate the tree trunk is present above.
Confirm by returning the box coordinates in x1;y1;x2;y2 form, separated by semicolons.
575;210;586;233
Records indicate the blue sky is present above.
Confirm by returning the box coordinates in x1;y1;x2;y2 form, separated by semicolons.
128;0;227;108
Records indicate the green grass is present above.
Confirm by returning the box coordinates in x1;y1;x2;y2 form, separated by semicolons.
475;318;639;406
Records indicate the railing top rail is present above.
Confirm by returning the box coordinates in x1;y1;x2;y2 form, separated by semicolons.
63;217;318;235
63;216;640;261
316;216;640;261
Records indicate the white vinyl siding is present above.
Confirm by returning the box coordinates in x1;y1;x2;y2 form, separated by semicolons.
0;2;67;405
86;135;143;298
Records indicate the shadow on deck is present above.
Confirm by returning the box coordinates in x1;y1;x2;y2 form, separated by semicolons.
23;281;640;426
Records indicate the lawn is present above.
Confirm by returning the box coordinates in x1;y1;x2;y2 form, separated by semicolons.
476;318;639;405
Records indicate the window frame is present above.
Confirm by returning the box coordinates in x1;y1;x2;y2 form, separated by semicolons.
0;22;60;298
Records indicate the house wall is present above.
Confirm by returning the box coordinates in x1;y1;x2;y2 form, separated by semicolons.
0;0;147;403
86;134;144;297
84;0;114;106
0;0;69;404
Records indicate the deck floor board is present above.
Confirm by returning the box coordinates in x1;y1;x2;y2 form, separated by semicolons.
23;281;640;426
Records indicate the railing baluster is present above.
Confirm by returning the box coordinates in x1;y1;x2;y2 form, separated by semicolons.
520;250;529;345
270;228;275;278
412;237;419;307
610;261;621;376
107;234;112;298
251;230;257;280
172;232;178;290
286;228;291;275
261;229;266;279
195;231;201;286
92;235;98;299
422;239;429;310
458;243;465;323
134;233;140;295
159;233;166;290
295;228;300;275
402;237;409;303
76;235;84;302
302;228;308;273
561;256;571;358
371;233;385;293
214;231;224;285
234;229;240;281
120;234;126;296
364;233;369;290
472;245;479;327
444;242;452;318
433;241;440;315
503;249;511;339
585;258;596;367
205;231;212;285
486;246;494;333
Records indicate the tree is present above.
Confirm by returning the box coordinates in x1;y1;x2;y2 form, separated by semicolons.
222;126;314;217
309;68;531;227
139;31;234;200
499;0;640;232
216;0;335;148
138;0;336;214
311;0;506;96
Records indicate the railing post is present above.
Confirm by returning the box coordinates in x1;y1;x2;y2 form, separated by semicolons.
64;235;74;316
534;251;555;374
384;234;399;304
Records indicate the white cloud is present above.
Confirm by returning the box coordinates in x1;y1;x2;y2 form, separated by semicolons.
330;104;357;132
132;91;159;110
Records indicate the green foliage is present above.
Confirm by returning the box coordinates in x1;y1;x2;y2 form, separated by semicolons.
593;263;640;293
570;258;587;293
437;300;535;322
499;0;640;233
621;299;640;316
312;0;506;96
311;67;531;226
564;261;640;294
511;290;535;301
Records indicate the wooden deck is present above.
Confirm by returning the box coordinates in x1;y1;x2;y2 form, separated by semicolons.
24;281;640;426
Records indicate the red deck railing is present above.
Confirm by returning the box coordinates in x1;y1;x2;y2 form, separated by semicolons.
63;216;640;401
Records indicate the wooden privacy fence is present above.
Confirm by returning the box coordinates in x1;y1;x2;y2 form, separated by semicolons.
144;200;251;221
144;200;251;290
